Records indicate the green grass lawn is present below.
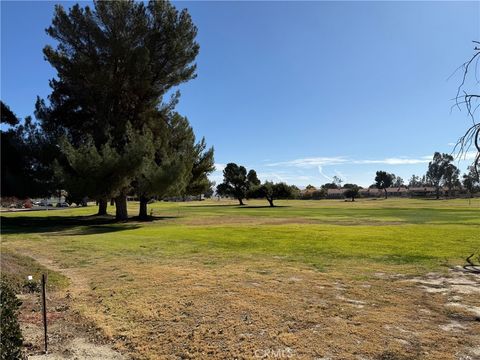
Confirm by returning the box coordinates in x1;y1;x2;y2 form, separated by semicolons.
2;198;479;273
2;198;479;359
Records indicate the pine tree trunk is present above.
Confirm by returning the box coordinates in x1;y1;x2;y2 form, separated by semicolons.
97;198;107;215
267;198;274;207
139;196;148;220
115;193;128;221
238;198;244;205
384;188;388;199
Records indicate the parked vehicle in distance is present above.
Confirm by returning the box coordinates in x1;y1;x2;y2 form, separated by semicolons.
56;202;69;208
38;201;53;207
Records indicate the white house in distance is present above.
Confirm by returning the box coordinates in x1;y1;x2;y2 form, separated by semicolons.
325;186;446;199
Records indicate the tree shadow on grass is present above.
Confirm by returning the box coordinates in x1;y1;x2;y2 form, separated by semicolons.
240;205;291;209
1;215;143;235
186;204;243;208
130;215;178;222
189;204;291;209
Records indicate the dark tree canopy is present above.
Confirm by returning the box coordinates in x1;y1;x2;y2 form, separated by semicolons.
134;111;194;218
443;162;460;196
1;103;54;198
37;0;199;145
249;181;294;207
343;186;359;202
375;171;395;198
216;163;257;205
247;170;261;187
426;152;457;199
184;138;215;197
321;183;338;190
1;102;19;126
57;124;154;209
203;182;215;198
36;0;201;220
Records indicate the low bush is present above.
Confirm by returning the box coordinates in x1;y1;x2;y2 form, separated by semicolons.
0;281;24;360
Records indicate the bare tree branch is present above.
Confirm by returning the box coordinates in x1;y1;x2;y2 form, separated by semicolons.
453;41;480;180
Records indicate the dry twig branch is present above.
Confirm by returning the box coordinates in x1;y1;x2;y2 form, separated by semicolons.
453;41;480;179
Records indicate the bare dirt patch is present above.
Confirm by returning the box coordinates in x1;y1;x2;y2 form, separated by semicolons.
18;288;125;360
35;260;478;360
11;250;480;360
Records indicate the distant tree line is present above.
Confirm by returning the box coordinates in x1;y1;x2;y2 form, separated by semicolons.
370;152;479;199
1;1;215;220
398;152;478;199
214;150;479;205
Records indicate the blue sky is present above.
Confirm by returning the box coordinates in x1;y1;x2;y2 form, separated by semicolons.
1;1;479;187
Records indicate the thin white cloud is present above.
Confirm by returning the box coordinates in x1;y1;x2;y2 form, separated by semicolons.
268;155;434;167
352;157;430;165
266;156;347;168
257;171;314;184
317;166;332;181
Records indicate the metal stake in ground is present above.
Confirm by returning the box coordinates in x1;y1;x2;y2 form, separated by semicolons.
41;274;48;353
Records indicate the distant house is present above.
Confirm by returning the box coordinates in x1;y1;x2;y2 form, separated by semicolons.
408;187;440;197
300;188;325;200
359;188;383;198
325;189;346;199
313;186;449;200
386;187;409;197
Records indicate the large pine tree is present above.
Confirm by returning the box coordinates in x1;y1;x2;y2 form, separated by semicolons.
36;0;200;220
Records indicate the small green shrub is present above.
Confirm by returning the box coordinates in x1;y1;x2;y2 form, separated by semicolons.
0;281;24;360
22;280;39;293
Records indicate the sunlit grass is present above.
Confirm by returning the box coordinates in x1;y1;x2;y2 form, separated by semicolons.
2;198;479;273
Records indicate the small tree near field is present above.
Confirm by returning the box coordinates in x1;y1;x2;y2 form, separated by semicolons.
216;163;256;205
375;171;395;198
249;181;294;207
443;162;460;197
344;186;359;202
426;152;457;199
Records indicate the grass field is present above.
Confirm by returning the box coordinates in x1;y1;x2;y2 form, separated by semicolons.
1;198;480;359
